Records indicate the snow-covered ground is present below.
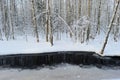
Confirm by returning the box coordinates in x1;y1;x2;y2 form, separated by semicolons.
0;35;120;56
0;64;120;80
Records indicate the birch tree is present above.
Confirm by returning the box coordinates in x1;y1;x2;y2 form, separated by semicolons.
46;0;53;45
48;0;53;45
96;0;101;34
45;0;49;42
0;0;3;40
9;0;15;39
31;0;39;42
100;0;120;54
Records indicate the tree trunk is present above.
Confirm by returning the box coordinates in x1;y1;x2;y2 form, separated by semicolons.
100;0;119;54
97;0;101;34
45;0;49;42
48;0;53;46
88;0;91;17
78;0;81;17
0;29;3;40
10;0;15;40
21;0;26;37
31;0;39;42
87;0;91;42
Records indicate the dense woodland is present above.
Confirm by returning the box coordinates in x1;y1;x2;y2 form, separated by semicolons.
0;0;120;53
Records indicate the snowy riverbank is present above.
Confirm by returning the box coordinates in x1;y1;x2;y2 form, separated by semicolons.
0;35;120;56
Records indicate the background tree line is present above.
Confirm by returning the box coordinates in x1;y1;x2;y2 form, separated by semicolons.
0;0;120;44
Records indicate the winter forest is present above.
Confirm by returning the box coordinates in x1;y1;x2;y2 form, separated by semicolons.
0;0;120;54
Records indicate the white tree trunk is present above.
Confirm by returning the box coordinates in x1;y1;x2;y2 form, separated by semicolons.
31;0;39;42
100;0;119;54
48;0;53;46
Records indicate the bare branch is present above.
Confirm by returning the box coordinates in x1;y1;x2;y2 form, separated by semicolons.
57;14;74;36
33;11;48;20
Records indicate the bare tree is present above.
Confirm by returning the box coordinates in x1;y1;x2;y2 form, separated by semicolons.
96;0;101;34
31;0;39;42
45;0;53;45
48;0;53;45
100;0;120;54
45;0;49;42
9;0;15;39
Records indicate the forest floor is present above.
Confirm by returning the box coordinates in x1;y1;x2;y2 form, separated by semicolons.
0;35;120;56
0;64;120;80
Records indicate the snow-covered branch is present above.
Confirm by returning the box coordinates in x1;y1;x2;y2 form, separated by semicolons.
57;14;74;36
33;11;48;20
